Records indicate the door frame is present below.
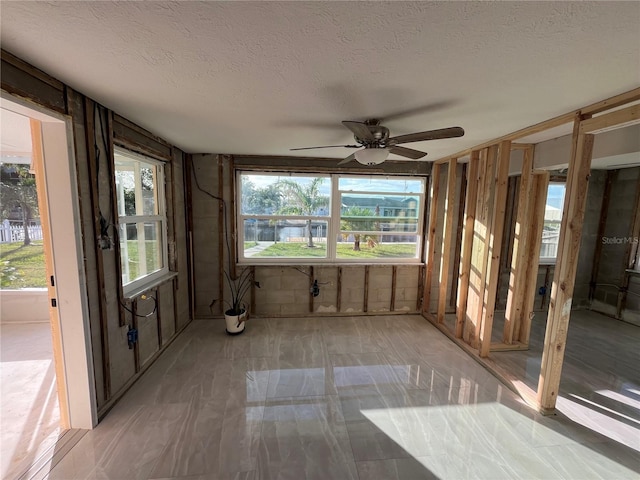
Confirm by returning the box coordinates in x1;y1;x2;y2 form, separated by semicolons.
1;91;97;429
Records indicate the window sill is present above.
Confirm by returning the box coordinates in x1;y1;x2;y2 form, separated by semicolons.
123;271;178;300
626;269;640;276
238;261;425;267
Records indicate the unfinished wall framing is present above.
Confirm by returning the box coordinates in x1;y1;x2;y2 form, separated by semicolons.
424;87;640;413
189;154;428;319
1;50;192;419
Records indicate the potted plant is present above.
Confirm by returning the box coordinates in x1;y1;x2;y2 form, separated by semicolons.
221;268;260;335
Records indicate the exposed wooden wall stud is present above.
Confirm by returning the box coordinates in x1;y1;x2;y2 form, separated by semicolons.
423;164;441;312
438;158;458;323
538;114;595;412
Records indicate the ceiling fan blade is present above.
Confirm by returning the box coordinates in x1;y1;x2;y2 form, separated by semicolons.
389;126;464;145
342;121;375;141
290;144;359;151
337;152;357;165
389;146;427;160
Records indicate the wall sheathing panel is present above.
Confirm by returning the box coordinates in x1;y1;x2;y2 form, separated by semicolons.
340;267;366;313
66;89;106;406
593;167;640;308
394;266;420;312
190;154;222;318
172;150;191;329
573;170;606;308
368;266;393;312
136;294;160;368
158;281;176;346
314;267;339;313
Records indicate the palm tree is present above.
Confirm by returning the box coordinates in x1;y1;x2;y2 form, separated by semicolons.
277;178;328;247
341;206;377;251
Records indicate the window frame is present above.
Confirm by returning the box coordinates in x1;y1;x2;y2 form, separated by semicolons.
114;146;169;295
236;170;425;265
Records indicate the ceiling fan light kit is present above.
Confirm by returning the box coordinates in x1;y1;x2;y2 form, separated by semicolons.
291;119;464;166
354;147;390;165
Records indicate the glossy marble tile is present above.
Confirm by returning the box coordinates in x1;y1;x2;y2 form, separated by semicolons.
39;315;640;479
0;322;61;480
256;396;356;479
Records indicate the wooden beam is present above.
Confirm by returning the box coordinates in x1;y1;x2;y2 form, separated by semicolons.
450;163;467;308
83;97;111;402
456;151;479;338
504;145;534;343
537;113;595;412
479;140;511;358
511;143;535;150
439;114;574;163
390;266;397;311
309;266;315;313
250;266;256;315
423;164;441;313
417;265;424;312
463;149;489;345
470;146;497;348
581;87;640;115
518;171;549;345
580;104;640;134
337;267;342;312
490;342;530;352
438;158;458;323
217;155;224;313
435;87;640;164
132;299;141;373
364;266;370;313
106;110;127;327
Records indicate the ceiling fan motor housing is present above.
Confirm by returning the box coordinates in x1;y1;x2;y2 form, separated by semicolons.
355;124;390;147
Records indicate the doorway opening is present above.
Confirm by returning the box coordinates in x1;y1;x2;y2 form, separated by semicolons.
0;93;96;479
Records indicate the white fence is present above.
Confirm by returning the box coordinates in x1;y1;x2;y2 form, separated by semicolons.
0;220;43;244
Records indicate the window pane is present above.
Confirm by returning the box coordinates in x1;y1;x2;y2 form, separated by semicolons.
114;156;158;216
338;177;424;193
540;183;565;260
240;173;330;216
336;234;419;259
140;165;157;215
243;219;328;258
115;168;135;216
119;221;163;285
341;193;419;238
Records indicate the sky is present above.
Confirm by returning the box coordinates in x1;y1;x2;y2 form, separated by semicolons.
241;173;424;195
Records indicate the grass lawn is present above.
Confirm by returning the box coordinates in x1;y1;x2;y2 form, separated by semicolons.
337;242;416;258
252;242;416;258
244;241;258;249
0;242;47;288
253;242;327;257
121;240;161;282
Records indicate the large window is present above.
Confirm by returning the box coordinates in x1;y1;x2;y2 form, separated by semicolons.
237;172;425;263
539;182;565;263
114;148;168;292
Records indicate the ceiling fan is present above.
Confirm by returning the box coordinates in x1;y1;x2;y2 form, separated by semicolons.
290;119;464;165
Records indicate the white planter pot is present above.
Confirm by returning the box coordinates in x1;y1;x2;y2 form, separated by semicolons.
224;309;247;335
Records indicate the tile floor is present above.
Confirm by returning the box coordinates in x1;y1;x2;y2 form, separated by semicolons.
1;322;61;480
28;315;640;478
490;309;640;453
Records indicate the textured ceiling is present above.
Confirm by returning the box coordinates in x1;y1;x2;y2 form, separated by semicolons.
1;1;639;161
